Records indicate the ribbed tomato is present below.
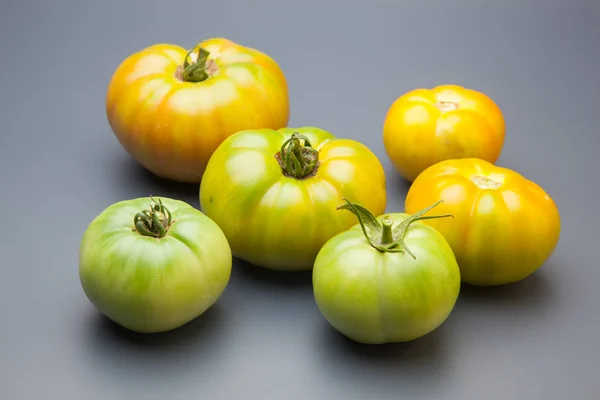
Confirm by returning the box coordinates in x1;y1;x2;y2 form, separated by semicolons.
383;85;505;182
199;127;387;271
106;38;289;183
79;197;232;333
405;158;561;286
312;199;460;344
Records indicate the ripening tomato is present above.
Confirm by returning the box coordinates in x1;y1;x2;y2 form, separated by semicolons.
199;127;387;271
383;85;505;182
405;158;561;286
312;199;461;344
106;38;289;183
79;197;232;333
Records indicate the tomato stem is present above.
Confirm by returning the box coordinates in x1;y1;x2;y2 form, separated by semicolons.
381;216;394;245
133;197;173;238
337;198;454;258
181;45;217;83
276;132;320;179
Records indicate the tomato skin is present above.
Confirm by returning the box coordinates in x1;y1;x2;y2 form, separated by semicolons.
312;213;461;344
383;85;505;182
106;38;289;183
405;158;561;286
199;127;387;271
79;197;232;333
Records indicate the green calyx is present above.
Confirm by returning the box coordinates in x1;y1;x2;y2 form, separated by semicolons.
337;198;453;258
133;197;173;238
277;132;320;179
181;44;218;83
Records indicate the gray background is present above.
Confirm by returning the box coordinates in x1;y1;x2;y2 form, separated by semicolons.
1;0;598;399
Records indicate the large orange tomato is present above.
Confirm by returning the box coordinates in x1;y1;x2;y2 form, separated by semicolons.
106;38;289;183
383;85;505;182
405;158;561;286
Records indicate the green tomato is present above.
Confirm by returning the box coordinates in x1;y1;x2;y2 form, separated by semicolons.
79;196;232;333
199;127;387;271
312;199;461;344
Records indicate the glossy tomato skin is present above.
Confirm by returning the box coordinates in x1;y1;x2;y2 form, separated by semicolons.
199;127;387;271
405;158;561;286
312;214;461;344
79;197;232;333
383;85;505;182
106;38;289;183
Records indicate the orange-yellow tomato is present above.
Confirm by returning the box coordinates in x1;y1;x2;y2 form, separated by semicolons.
106;38;289;183
405;158;561;286
383;85;505;182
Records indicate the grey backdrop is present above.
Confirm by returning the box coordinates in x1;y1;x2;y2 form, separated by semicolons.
1;0;598;399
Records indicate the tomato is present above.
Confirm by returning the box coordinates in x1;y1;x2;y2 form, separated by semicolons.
79;197;232;333
382;84;505;182
199;127;387;271
106;38;289;183
405;158;561;286
312;199;461;344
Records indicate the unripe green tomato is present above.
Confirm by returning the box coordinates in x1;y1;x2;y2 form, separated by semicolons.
79;196;232;333
312;199;461;344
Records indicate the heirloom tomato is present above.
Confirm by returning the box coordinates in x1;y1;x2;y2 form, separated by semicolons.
106;38;289;183
199;127;387;271
405;158;561;286
79;197;232;333
383;85;505;182
312;199;461;344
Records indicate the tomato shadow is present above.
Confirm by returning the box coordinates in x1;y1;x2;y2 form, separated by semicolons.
113;155;201;208
313;319;453;385
86;302;224;351
396;175;413;194
81;302;228;384
233;258;313;288
320;321;449;362
457;267;556;310
383;167;412;213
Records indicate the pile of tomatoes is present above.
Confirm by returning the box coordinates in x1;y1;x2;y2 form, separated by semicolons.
79;38;561;344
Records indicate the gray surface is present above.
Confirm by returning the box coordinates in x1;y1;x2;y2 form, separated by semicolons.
1;0;598;399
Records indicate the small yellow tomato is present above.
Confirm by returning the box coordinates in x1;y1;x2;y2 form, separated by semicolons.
405;158;561;286
383;85;505;182
106;38;289;183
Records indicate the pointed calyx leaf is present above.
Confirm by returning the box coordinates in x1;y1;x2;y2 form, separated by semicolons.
337;200;382;242
337;198;453;258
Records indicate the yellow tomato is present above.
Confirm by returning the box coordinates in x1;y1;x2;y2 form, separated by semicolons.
405;158;561;286
199;127;387;271
106;38;289;183
383;85;505;182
